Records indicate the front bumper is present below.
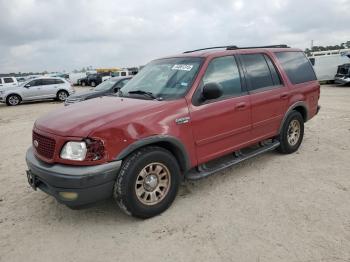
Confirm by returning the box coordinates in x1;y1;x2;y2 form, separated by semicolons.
334;76;350;85
25;147;122;208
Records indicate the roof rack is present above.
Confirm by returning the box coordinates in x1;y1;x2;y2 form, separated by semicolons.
183;44;289;53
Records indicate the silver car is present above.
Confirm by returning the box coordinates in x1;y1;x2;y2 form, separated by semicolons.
0;77;75;106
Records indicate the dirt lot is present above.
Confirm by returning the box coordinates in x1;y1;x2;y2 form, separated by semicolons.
0;85;349;262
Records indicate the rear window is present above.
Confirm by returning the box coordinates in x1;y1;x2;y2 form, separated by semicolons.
275;51;317;84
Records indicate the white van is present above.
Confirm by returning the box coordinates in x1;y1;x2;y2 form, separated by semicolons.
308;49;350;81
0;77;18;89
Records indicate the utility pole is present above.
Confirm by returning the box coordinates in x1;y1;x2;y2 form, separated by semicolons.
311;40;314;50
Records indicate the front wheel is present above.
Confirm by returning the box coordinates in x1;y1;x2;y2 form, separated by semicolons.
113;146;180;218
6;94;21;106
57;90;69;102
90;81;96;87
277;111;304;154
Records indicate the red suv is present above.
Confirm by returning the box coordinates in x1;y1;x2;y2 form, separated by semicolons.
26;45;320;218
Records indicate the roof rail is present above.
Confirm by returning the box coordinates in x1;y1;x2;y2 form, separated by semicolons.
183;46;238;53
184;44;289;53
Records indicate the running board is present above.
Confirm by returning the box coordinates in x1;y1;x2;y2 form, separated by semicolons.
185;140;280;180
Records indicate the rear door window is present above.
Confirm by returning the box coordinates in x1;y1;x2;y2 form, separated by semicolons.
275;51;317;84
241;54;276;91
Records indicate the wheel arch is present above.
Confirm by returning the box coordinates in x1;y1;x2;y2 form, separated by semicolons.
115;135;191;172
56;89;69;96
279;101;308;133
5;93;22;102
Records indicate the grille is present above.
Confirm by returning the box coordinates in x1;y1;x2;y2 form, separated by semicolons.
32;131;56;159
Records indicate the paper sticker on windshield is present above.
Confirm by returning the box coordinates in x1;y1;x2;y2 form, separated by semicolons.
172;64;193;71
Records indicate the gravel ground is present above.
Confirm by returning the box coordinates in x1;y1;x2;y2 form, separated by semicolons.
0;85;349;262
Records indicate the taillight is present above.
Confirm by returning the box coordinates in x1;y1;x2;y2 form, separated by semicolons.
85;139;105;161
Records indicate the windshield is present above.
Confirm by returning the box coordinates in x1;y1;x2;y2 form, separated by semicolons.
93;79;116;91
120;57;203;100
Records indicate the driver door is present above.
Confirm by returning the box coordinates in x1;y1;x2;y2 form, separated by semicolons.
22;79;43;100
188;56;252;165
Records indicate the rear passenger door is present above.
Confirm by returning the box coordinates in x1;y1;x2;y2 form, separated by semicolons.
189;55;252;164
239;53;288;139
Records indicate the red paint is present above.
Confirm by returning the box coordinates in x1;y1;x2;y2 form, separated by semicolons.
32;47;320;168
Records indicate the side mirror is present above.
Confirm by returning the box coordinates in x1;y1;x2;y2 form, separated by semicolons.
202;82;223;101
113;87;119;93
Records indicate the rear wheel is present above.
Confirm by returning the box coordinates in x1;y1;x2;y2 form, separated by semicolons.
277;111;304;154
6;94;21;106
82;81;86;87
57;90;68;102
113;146;180;218
90;81;96;87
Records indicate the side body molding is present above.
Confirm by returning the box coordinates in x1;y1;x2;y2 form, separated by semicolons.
278;101;308;133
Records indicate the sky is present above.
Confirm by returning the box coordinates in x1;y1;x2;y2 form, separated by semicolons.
0;0;349;73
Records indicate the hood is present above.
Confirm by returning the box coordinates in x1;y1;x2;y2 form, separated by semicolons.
67;90;102;100
35;96;168;137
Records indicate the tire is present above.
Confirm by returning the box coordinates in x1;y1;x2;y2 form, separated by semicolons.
6;94;21;106
57;90;69;102
90;81;96;87
277;110;304;154
82;81;86;87
113;146;181;218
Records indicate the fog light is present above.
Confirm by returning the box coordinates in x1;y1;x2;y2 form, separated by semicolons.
59;192;78;201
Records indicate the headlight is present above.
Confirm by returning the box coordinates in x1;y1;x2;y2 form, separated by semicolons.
60;141;87;161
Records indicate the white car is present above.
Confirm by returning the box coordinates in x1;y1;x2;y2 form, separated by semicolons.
0;77;18;88
0;77;75;106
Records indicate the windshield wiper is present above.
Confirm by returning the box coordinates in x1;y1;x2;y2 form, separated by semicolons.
128;90;158;100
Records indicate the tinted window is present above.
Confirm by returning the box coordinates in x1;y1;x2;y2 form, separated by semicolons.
275;51;317;84
4;77;14;83
28;79;42;86
121;72;127;76
241;54;275;91
264;55;282;86
0;78;2;84
309;58;315;66
54;79;65;84
41;79;56;85
202;56;242;97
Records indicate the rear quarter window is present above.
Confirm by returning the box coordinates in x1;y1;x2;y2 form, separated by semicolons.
275;51;317;84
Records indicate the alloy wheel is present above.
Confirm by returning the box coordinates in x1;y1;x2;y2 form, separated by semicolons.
287;119;301;146
135;162;171;206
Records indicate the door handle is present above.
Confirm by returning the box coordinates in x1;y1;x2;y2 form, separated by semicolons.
235;102;248;111
280;93;289;99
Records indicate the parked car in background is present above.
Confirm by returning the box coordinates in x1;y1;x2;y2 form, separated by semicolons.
334;63;350;85
78;73;103;87
16;77;27;83
69;72;87;85
65;76;131;105
0;77;18;89
308;49;350;82
25;45;320;218
0;77;74;106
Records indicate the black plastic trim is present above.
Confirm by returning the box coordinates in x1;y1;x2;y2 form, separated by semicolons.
115;135;191;171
